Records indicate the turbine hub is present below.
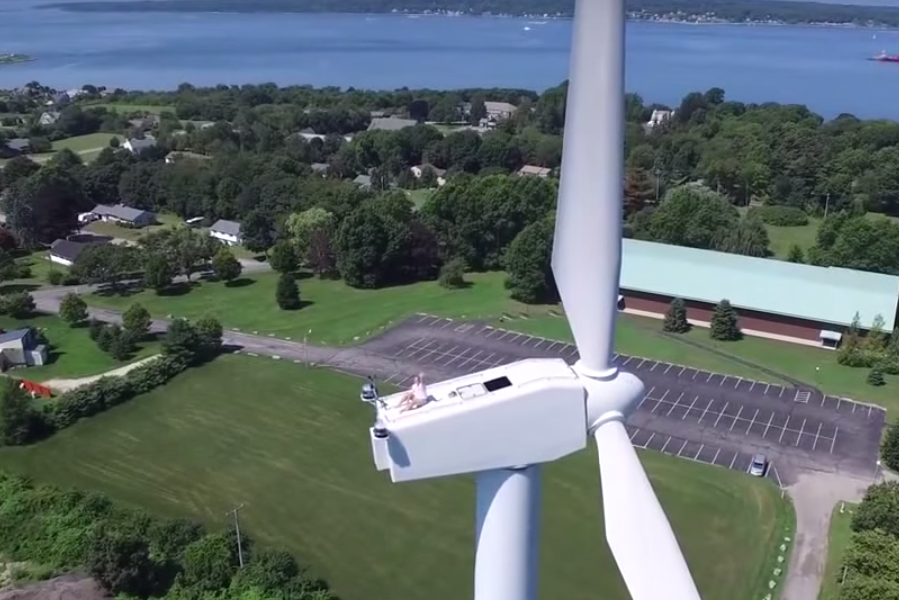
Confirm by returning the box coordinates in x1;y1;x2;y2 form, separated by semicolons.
573;362;645;432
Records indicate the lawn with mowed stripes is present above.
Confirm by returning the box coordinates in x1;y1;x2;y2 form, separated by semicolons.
0;355;792;600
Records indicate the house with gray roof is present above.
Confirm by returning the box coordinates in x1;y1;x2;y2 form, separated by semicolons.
39;111;60;126
367;117;418;132
123;137;157;155
2;138;31;157
209;219;242;246
353;174;372;190
0;327;48;370
91;204;156;228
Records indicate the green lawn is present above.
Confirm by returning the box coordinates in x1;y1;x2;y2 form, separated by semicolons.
53;133;122;153
85;213;184;241
818;502;856;600
405;188;435;209
0;313;160;382
0;355;792;600
766;220;820;259
84;270;899;408
87;103;175;115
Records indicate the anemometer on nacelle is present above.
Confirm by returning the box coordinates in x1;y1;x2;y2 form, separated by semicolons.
361;360;590;483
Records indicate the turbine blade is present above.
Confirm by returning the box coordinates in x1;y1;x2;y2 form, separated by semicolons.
593;420;702;600
551;0;626;375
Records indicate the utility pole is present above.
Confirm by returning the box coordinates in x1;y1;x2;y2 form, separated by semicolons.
226;504;246;567
304;329;312;367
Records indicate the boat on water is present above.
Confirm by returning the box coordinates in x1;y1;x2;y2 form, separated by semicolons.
0;53;34;65
870;51;899;63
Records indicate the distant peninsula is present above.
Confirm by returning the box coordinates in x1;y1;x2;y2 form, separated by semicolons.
37;0;899;28
0;53;34;66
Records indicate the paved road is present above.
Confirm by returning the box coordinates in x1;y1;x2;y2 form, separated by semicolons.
30;291;878;600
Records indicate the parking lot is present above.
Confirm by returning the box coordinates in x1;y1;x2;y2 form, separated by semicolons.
360;314;886;483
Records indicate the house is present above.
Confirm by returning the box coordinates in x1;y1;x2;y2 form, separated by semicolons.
3;138;31;155
298;128;325;142
51;92;70;107
353;174;372;190
209;219;242;246
49;237;110;267
310;162;329;175
123;137;157;155
484;101;518;121
128;115;160;130
91;204;156;228
367;117;418;132
517;165;552;178
39;111;60;126
647;109;674;129
410;164;447;187
165;151;211;164
0;328;48;370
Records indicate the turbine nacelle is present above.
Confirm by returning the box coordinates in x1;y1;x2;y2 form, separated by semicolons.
365;358;645;483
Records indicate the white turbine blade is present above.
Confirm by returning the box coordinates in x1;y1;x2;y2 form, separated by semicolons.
593;420;702;600
552;0;626;375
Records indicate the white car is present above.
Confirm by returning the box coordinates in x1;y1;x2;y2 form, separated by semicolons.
749;454;768;477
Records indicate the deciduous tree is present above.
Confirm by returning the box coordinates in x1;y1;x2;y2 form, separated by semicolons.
122;303;151;339
211;247;242;283
59;292;88;326
504;213;556;304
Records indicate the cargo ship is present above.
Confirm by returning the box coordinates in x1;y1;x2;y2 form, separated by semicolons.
870;51;899;63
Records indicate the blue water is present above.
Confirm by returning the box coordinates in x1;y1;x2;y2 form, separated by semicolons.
2;0;899;118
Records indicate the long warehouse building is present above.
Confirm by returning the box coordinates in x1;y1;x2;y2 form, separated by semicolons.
619;239;899;347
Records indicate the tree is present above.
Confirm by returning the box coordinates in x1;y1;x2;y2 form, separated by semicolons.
144;254;174;294
0;377;41;446
241;209;275;254
0;292;35;319
786;244;805;263
852;481;899;538
59;292;88;326
868;367;886;387
86;534;156;597
163;319;201;365
275;273;301;310
194;316;223;361
268;239;298;274
88;317;104;340
438;258;467;289
122;303;151;339
882;422;899;472
72;244;141;289
710;299;741;341
663;298;690;333
504;214;557;304
96;324;121;353
179;533;238;593
109;330;135;361
211;247;242;283
307;228;336;277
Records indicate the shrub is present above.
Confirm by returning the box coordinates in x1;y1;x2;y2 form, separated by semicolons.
0;292;35;319
882;423;899;472
275;273;301;310
786;244;805;263
88;318;104;341
663;298;690;333
46;270;64;285
438;258;467;289
749;205;809;227
61;274;82;286
867;368;886;387
122;303;151;339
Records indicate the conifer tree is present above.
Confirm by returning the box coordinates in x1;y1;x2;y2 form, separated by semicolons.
663;298;690;334
710;299;741;341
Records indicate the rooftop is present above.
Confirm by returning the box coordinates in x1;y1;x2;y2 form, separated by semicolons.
0;328;30;345
92;204;154;222
622;239;899;329
210;219;241;236
367;117;418;132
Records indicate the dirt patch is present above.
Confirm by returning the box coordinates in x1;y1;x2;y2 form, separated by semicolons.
0;575;108;600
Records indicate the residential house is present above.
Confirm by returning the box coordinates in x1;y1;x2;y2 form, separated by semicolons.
484;101;518;121
646;109;674;129
91;204;156;228
517;165;552;179
49;237;110;267
353;174;373;190
410;164;447;187
209;219;242;246
311;163;329;176
2;138;31;156
123;137;157;155
39;111;60;126
298;128;325;142
367;117;418;132
128;115;160;130
165;151;211;164
0;328;48;370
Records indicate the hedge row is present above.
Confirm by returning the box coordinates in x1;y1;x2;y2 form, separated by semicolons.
0;472;333;600
748;205;810;227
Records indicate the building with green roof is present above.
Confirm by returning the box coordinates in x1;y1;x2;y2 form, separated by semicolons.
620;239;899;345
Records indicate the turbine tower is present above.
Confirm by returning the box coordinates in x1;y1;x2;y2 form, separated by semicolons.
360;0;703;598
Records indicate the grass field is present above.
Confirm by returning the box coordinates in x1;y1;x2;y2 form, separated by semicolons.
0;355;792;600
87;103;175;114
405;188;434;209
52;133;122;153
84;270;899;408
818;502;855;600
0;313;160;381
86;213;184;241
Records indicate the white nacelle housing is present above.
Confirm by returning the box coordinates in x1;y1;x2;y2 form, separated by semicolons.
369;358;588;482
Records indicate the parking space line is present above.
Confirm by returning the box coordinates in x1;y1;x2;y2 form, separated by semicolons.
729;454;738;469
683;396;698;420
812;423;823;451
795;419;807;447
531;338;544;349
698;399;714;424
664;364;673;374
677;440;688;456
719;375;726;387
831;428;838;453
636;387;654;410
711;448;720;465
694;445;704;460
665;392;684;416
650;361;660;372
454;350;483;370
779;386;785;398
762;412;775;438
636;359;646;369
491;357;507;368
622;357;632;366
629;428;638;441
706;372;714;383
691;369;699;380
645;433;655;447
496;331;511;341
734;377;742;389
764;383;770;394
442;347;473;367
748;381;756;392
729;406;744;431
714;402;729;427
779;417;791;443
653;389;670;412
745;409;759;434
439;319;455;329
678;366;686;376
660;437;672;453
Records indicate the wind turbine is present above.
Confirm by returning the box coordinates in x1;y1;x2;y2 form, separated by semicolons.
361;0;703;598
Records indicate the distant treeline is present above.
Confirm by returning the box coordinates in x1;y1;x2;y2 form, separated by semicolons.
38;0;899;26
